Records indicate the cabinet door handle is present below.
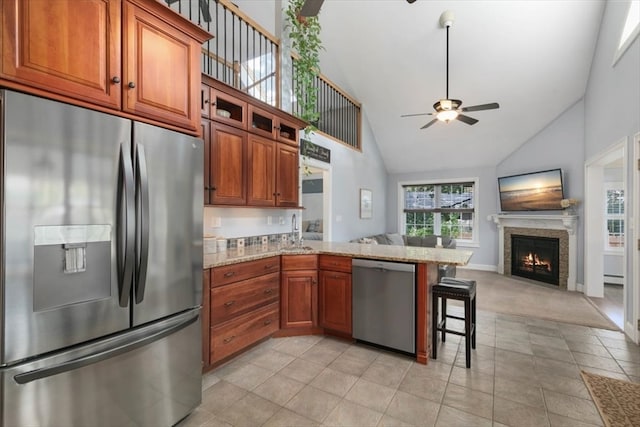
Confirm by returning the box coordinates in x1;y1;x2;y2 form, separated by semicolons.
211;186;217;191
264;288;273;294
224;271;236;278
112;76;121;84
265;264;275;269
312;279;317;285
128;82;136;89
263;319;272;326
204;186;210;190
223;336;235;344
224;300;235;307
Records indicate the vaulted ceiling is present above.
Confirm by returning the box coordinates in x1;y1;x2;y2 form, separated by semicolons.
315;0;605;173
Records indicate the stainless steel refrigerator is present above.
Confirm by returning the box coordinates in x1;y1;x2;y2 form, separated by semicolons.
0;90;203;426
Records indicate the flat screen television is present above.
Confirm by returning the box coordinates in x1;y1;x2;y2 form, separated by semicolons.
498;168;564;211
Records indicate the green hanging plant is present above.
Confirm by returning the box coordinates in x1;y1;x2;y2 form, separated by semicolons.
285;0;323;136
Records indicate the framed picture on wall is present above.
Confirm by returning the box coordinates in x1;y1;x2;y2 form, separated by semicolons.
360;189;372;219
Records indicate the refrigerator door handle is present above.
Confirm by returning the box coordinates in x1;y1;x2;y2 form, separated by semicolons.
13;313;198;385
135;144;150;304
116;143;135;307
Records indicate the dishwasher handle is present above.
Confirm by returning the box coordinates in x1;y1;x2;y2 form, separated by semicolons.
352;258;415;273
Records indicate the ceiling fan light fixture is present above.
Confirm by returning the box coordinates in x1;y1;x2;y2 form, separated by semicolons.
436;109;459;122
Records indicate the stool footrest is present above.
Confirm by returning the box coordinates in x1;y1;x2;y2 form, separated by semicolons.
445;314;465;321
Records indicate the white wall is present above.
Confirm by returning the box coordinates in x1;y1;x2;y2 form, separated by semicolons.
203;207;299;239
304;108;389;242
386;166;498;270
497;100;586;283
584;0;639;318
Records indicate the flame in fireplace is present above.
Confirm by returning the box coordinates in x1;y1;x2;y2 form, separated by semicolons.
522;252;552;272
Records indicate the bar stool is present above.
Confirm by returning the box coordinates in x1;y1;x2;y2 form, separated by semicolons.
431;277;476;368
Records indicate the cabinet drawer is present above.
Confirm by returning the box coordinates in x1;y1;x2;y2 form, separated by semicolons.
211;272;280;325
281;255;318;271
319;255;352;273
211;302;279;363
212;257;280;287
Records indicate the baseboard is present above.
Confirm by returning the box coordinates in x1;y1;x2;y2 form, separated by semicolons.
604;275;624;285
459;263;497;272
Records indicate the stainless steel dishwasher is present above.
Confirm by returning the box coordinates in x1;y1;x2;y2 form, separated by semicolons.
352;259;416;354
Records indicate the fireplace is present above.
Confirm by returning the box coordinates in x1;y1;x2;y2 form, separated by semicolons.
511;235;560;285
491;214;577;291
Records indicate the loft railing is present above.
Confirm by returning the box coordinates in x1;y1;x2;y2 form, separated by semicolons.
293;60;361;150
166;0;279;106
166;0;361;150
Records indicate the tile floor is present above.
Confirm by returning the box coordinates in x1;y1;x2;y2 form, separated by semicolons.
180;308;640;427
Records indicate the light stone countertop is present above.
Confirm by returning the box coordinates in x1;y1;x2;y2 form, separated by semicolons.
204;240;473;269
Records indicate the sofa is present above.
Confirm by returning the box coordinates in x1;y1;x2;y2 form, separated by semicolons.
352;232;456;280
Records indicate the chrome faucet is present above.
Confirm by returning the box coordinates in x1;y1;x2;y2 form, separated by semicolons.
291;213;298;246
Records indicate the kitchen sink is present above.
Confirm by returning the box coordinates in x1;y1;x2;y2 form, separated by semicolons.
279;246;314;253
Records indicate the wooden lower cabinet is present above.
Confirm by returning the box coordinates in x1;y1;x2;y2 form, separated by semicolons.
280;270;318;329
318;255;352;336
279;255;319;332
202;269;211;368
207;257;280;368
211;302;279;363
318;270;352;335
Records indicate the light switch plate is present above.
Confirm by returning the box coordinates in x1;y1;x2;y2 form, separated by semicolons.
261;236;268;245
237;238;244;248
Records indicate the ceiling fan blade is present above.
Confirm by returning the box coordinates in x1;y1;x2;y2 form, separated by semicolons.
401;112;433;118
460;102;499;112
420;119;438;129
299;0;324;16
456;114;479;125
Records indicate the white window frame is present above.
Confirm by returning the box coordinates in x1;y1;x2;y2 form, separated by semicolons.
398;177;480;247
604;182;624;253
613;0;640;66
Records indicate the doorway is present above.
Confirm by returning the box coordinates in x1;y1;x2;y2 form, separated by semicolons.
585;139;627;333
300;159;331;241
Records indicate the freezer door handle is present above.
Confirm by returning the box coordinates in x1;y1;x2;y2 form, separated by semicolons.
134;144;150;304
117;143;135;307
13;313;199;385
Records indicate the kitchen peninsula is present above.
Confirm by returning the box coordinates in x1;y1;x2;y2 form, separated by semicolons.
202;241;473;371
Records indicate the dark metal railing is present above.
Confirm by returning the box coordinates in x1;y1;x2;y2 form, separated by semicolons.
293;60;361;150
166;0;361;149
166;0;279;106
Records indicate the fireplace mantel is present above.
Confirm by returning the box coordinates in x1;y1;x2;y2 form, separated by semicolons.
490;214;578;291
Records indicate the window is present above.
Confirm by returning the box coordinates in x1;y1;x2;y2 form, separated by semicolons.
604;184;624;251
401;180;478;244
613;0;640;65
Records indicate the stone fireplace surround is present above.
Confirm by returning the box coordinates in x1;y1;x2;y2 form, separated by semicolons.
491;214;578;291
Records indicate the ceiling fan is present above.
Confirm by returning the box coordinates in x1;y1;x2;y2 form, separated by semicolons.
299;0;325;17
402;11;499;129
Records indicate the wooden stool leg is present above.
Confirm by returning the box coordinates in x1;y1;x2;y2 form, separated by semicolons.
464;297;471;368
472;295;476;349
432;294;438;359
441;298;447;343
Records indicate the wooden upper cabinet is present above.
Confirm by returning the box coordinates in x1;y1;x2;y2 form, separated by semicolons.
249;105;300;147
276;143;300;207
122;0;203;131
1;0;121;108
1;0;211;133
247;135;276;206
210;122;246;205
211;89;247;129
201;119;211;205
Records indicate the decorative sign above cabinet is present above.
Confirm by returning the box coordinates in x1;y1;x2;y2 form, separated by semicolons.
301;139;330;163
